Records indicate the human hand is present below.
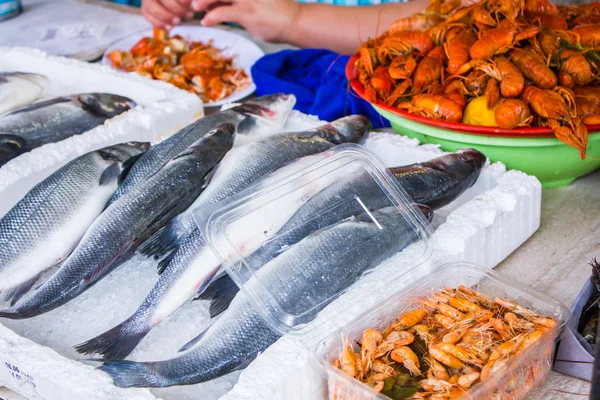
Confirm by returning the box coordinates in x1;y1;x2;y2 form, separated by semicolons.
193;0;301;43
142;0;195;29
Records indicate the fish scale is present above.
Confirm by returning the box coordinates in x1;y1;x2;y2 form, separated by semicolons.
0;143;148;305
108;93;296;205
0;126;234;319
99;206;429;388
76;115;370;361
0;93;136;166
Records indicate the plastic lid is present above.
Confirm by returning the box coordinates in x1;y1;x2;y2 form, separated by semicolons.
194;144;434;336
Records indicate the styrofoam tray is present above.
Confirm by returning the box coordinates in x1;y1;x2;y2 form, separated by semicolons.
0;112;541;400
0;47;204;217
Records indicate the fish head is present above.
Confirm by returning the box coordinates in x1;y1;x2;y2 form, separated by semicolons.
77;93;137;118
319;115;372;144
99;141;150;163
0;134;26;166
231;93;296;136
188;123;236;153
424;149;486;182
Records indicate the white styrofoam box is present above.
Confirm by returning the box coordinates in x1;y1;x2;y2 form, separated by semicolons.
0;47;204;216
0;112;541;400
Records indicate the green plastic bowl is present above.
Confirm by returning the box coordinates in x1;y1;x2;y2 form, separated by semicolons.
346;54;600;187
375;106;600;188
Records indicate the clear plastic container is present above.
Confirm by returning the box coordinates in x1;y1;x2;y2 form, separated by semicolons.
193;144;569;400
313;262;570;400
196;144;434;336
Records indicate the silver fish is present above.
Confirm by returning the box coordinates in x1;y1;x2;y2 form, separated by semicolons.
0;93;136;166
0;142;149;306
98;205;432;387
107;93;295;205
0;72;49;115
199;149;487;317
0;125;235;319
76;115;371;360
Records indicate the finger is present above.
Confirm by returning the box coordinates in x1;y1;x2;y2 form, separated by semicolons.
191;0;224;12
142;9;171;29
202;5;243;26
174;0;195;19
160;0;190;18
143;0;179;25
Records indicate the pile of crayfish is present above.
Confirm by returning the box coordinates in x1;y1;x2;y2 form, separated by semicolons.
332;286;558;400
353;0;600;158
107;28;250;103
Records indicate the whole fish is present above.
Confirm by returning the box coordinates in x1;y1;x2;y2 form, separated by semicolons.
98;205;432;387
0;72;49;115
75;115;370;360
0;93;136;166
0;142;149;306
199;149;487;317
107;93;295;205
0;125;235;319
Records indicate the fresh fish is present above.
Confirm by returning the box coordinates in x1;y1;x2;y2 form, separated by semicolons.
0;142;149;306
0;72;49;115
0;93;136;166
199;149;487;317
98;205;432;388
107;93;295;205
76;116;370;360
0;125;235;319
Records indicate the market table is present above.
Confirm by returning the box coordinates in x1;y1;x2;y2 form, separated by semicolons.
1;1;598;399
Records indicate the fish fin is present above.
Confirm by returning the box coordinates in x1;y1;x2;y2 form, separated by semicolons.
118;153;145;184
156;251;177;275
0;309;20;319
75;316;151;360
137;224;181;261
7;97;71;115
1;262;61;306
232;353;259;372
83;242;134;284
98;360;162;388
99;163;122;186
194;274;239;318
2;275;40;306
177;328;208;352
201;165;217;189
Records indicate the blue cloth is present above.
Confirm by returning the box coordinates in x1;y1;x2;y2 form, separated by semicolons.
251;49;390;129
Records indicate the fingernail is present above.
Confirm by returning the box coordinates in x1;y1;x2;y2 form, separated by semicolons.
172;17;181;25
192;1;201;10
185;11;194;19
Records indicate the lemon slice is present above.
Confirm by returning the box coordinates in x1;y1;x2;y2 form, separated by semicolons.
462;95;500;126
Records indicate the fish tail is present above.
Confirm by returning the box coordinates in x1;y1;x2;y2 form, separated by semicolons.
98;360;165;388
137;224;181;262
75;316;151;360
0;308;23;319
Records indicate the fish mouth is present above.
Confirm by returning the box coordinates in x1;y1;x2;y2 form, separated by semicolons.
455;149;486;169
78;94;137;118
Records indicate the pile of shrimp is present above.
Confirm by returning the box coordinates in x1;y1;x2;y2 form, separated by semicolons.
353;0;600;158
107;28;250;103
331;286;558;400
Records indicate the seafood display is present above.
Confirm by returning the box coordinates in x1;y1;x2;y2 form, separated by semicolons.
107;28;251;103
0;126;235;319
331;286;559;399
199;149;486;318
108;93;295;205
0;93;136;166
76;115;371;360
0;142;149;306
99;206;433;388
352;0;600;158
0;72;49;115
